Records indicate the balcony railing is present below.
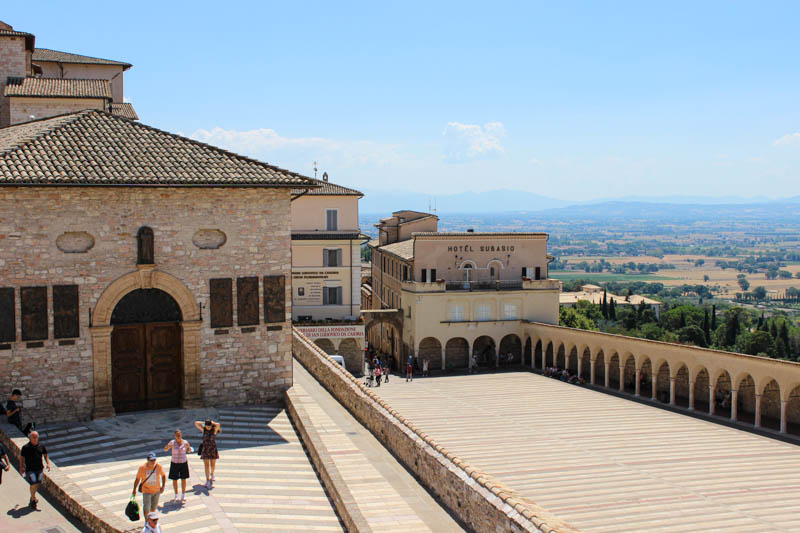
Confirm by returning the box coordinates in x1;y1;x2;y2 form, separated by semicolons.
401;278;560;293
445;280;524;291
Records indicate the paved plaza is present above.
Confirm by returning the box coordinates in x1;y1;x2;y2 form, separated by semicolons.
371;369;800;533
38;405;344;532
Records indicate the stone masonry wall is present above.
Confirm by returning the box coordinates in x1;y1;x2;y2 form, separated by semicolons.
0;187;293;423
9;97;106;125
293;328;577;533
0;36;28;127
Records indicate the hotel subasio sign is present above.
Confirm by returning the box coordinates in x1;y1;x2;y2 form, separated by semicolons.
447;244;516;253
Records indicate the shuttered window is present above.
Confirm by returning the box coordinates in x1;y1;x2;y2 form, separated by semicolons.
322;286;342;305
326;209;338;231
21;286;47;341
323;249;342;267
53;284;79;338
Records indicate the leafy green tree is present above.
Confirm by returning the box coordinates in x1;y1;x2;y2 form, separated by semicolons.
766;268;778;280
770;320;778;339
796;272;800;279
640;323;664;340
720;308;742;348
753;286;767;300
779;270;792;279
711;304;717;331
678;325;708;348
776;337;788;358
703;309;711;345
738;277;750;291
703;274;710;282
609;298;617;320
574;300;603;322
737;330;774;356
559;306;596;330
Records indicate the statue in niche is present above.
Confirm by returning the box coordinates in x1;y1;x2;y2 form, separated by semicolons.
137;226;155;265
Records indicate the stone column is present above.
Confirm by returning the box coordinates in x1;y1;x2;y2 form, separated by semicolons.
669;377;676;406
495;350;499;368
577;357;583;379
688;381;695;411
651;374;657;400
780;400;788;434
709;384;716;415
635;368;641;396
90;325;115;419
590;359;596;385
441;348;446;371
618;365;623;391
754;394;762;428
730;389;738;422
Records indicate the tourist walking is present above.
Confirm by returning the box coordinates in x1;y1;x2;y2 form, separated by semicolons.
375;364;383;386
132;452;165;515
0;441;10;485
422;358;429;377
406;355;413;382
383;359;389;383
19;430;49;509
142;511;162;533
164;429;190;504
194;419;221;488
5;389;23;433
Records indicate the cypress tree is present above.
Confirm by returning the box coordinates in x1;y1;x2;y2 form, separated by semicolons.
780;321;790;346
679;312;686;328
609;298;617;320
711;304;717;330
770;320;778;339
757;312;764;330
703;309;711;345
602;290;608;319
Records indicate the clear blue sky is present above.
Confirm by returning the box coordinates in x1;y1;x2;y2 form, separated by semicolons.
7;2;800;200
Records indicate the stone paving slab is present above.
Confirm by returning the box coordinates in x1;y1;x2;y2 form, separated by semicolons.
37;405;344;532
370;370;800;532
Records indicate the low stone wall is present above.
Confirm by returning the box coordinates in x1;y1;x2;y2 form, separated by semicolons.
286;386;371;532
0;423;138;533
293;328;577;533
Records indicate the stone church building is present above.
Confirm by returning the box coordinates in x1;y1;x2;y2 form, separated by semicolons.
0;109;317;423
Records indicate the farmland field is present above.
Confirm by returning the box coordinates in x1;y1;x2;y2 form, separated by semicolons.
549;271;677;282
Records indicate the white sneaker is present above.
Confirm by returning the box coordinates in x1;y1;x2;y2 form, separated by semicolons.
173;495;180;502
181;494;187;503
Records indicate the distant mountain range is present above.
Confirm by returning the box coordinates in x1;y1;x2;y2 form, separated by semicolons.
360;189;800;216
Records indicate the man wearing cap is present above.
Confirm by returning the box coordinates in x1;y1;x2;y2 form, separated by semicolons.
133;452;166;516
142;511;162;533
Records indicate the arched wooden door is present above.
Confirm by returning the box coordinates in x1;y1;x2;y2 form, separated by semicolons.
111;289;183;413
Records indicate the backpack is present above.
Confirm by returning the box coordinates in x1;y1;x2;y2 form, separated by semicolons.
125;496;140;521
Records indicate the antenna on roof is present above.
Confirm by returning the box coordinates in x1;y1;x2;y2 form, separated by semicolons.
428;197;437;216
313;161;318;179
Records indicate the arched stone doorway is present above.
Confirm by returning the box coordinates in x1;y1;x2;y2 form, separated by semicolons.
714;371;732;418
111;289;183;413
473;336;496;367
567;346;578;374
91;266;202;418
523;337;532;367
623;355;636;394
556;343;566;369
580;348;590;381
597;351;608;387
445;338;469;370
674;365;690;407
737;374;756;424
419;337;443;371
655;362;670;403
338;338;361;374
693;368;710;412
544;342;554;367
314;338;336;354
534;340;543;369
761;379;781;430
499;334;522;366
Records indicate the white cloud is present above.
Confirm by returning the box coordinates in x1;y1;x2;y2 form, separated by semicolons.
773;133;800;146
441;121;505;162
189;127;403;172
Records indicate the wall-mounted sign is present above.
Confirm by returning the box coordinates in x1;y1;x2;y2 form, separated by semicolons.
296;324;365;340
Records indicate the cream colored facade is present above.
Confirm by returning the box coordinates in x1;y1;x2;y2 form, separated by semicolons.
366;211;560;369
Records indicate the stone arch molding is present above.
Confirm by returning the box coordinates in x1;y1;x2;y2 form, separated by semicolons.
90;265;202;419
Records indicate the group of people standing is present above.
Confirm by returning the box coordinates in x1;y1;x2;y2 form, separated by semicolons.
365;355;391;387
132;419;221;528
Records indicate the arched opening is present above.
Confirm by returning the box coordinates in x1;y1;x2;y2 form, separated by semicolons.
568;346;578;374
499;334;522;366
314;338;336;354
761;379;781;431
534;340;543;369
639;357;653;397
674;365;690;407
714;371;732;418
545;342;554;368
623;355;636;394
445;338;469;370
338;338;361;375
786;385;800;436
597;351;608;387
737;374;756;424
693;368;710;413
419;337;443;371
473;336;496;367
655;362;670;403
111;288;182;413
556;343;566;369
523;337;532;367
580;347;590;381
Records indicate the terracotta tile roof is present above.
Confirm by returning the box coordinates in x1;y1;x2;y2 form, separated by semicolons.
0;110;320;188
110;102;138;120
291;178;362;196
4;77;112;99
377;240;414;260
0;29;34;38
31;48;132;69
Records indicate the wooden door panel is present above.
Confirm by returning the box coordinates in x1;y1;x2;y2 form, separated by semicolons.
146;323;181;409
111;325;147;412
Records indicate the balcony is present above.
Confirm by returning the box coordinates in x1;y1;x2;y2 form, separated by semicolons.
402;278;560;293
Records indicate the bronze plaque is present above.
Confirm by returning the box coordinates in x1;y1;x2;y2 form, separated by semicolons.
263;275;285;323
21;286;47;341
209;278;233;328
53;284;79;339
0;288;14;343
237;277;259;326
